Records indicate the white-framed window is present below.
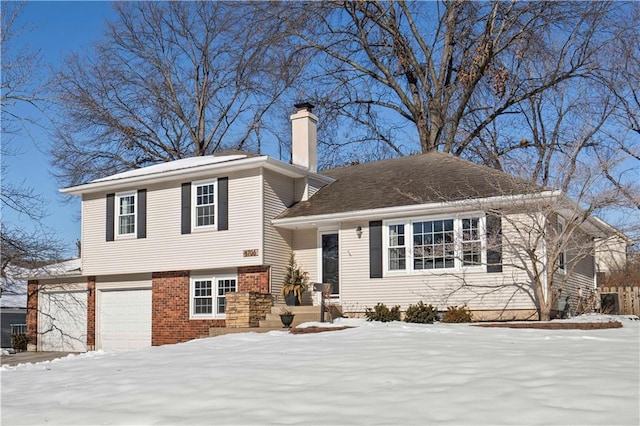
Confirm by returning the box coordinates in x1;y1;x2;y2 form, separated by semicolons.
413;219;455;270
461;217;482;266
557;217;566;272
388;223;406;271
383;215;485;274
116;191;136;237
193;179;217;230
190;274;237;319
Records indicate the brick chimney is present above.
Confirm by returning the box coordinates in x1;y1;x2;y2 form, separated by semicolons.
290;102;317;172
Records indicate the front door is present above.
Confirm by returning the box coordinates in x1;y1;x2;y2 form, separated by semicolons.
321;233;339;295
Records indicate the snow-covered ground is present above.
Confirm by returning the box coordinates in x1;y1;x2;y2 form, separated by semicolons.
2;316;639;425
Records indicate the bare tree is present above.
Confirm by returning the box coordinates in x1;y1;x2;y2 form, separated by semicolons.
51;1;307;187
1;1;47;139
1;1;65;300
284;1;633;165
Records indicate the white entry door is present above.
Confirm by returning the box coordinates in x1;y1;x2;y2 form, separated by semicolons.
39;291;87;352
98;289;152;350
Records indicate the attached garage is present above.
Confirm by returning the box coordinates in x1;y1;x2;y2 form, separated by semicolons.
97;288;151;350
38;290;87;352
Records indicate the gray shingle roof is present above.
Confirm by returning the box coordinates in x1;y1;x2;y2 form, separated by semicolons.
279;152;544;219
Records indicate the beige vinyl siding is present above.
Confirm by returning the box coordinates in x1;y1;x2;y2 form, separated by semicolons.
293;228;318;283
95;274;152;290
38;277;87;292
82;169;263;276
595;236;627;273
552;229;597;313
338;219;536;313
262;169;295;298
307;176;326;198
293;212;540;313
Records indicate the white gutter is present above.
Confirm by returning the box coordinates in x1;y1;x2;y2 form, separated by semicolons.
60;156;333;195
273;190;561;228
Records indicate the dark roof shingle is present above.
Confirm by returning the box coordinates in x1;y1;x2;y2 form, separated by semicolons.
279;152;544;219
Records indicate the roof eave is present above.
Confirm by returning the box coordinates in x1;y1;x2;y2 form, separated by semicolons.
60;156;333;195
273;191;560;229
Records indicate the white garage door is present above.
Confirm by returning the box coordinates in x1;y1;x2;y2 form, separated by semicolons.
39;291;87;352
99;289;151;350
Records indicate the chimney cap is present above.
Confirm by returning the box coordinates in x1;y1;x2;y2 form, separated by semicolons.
294;102;315;112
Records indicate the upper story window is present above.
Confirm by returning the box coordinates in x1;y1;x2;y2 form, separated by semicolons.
384;215;484;274
193;179;217;229
116;192;136;236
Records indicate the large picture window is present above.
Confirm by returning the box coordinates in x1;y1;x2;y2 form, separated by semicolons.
190;274;237;318
413;219;454;270
384;216;484;274
116;192;136;236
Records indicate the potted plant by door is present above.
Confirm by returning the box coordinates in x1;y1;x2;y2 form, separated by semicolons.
281;252;309;306
279;307;295;329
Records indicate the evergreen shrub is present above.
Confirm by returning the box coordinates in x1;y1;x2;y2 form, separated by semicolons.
364;303;401;322
404;301;438;324
441;305;473;323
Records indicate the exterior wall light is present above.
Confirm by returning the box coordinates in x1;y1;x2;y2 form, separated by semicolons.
356;226;363;239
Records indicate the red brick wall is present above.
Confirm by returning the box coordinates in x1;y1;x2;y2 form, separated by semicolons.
87;277;96;350
151;271;224;346
238;266;270;293
26;280;39;351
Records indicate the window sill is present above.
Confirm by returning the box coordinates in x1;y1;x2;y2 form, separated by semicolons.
115;233;137;240
189;315;225;320
191;225;218;233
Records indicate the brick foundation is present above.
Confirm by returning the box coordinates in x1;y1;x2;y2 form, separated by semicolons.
26;280;39;351
87;277;96;350
151;271;224;346
237;266;270;293
226;292;272;328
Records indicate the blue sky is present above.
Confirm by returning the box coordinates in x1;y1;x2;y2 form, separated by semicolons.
4;1;116;256
4;0;292;257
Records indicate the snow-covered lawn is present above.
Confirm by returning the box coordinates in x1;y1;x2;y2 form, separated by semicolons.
2;316;639;425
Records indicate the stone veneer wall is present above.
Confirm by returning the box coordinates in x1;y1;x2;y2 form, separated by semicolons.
152;271;224;346
26;280;39;351
237;266;270;293
226;292;273;328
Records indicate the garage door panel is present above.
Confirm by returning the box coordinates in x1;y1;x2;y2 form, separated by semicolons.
99;289;151;351
39;291;87;352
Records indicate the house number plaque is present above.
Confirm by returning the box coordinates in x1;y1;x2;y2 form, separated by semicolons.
243;249;259;257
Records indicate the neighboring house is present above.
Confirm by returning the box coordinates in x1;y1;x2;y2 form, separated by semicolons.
1;267;27;349
27;103;625;352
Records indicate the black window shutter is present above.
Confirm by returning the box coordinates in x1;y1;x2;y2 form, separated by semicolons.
486;214;503;273
369;220;383;278
181;183;191;235
137;189;147;239
106;193;115;242
218;177;228;231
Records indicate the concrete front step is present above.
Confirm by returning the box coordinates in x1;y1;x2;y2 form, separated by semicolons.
260;313;325;328
209;304;343;336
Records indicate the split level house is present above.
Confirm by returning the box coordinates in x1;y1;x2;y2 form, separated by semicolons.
27;103;626;352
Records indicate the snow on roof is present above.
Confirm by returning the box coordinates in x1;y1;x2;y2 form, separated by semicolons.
91;154;247;183
1;266;28;309
1;259;82;308
35;258;82;276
